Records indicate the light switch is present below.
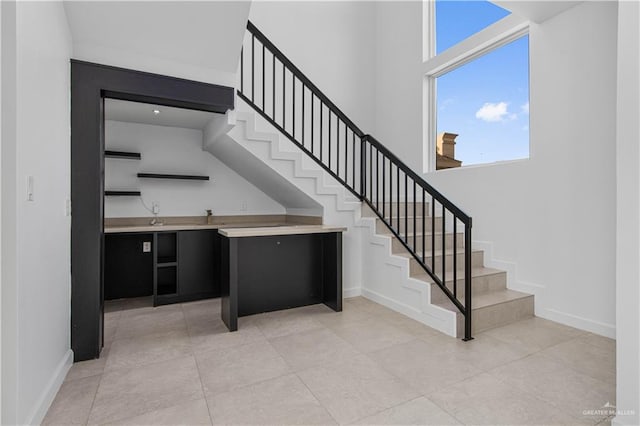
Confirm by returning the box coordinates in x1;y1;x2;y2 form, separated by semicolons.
27;176;34;201
143;241;151;253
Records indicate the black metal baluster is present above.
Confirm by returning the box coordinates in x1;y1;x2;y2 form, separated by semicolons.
369;144;373;201
413;180;417;251
337;121;340;179
352;132;356;191
432;197;435;270
344;123;348;185
404;173;408;241
376;148;379;212
328;112;332;171
262;43;265;110
397;167;400;233
302;85;305;147
382;155;386;219
292;74;295;139
272;55;275;119
453;217;457;299
240;46;244;93
282;63;285;130
251;35;255;102
311;93;314;154
442;205;446;292
422;189;426;265
464;224;473;341
320;104;323;162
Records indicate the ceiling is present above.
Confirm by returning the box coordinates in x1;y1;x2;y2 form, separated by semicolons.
63;1;251;73
105;99;220;130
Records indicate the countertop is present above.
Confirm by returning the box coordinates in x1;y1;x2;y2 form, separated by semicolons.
218;225;347;238
104;222;289;234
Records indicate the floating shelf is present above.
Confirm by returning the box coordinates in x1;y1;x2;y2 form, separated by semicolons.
105;190;141;196
137;173;209;181
105;150;141;160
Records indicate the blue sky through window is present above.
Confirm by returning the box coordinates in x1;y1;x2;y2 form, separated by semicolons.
435;1;529;166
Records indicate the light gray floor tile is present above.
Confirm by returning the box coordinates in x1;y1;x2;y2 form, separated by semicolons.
298;354;420;424
105;329;192;372
42;375;101;425
489;353;615;423
429;372;583;425
369;339;483;395
207;374;336;425
196;339;291;396
483;317;586;353
104;398;212;425
352;396;461;425
188;319;267;354
88;355;203;424
270;327;361;371
252;308;326;339
540;336;616;384
115;304;187;340
331;318;415;353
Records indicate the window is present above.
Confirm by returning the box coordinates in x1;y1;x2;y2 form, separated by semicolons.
424;0;530;170
435;1;510;54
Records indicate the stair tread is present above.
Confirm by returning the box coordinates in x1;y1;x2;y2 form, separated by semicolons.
435;288;533;312
410;266;504;283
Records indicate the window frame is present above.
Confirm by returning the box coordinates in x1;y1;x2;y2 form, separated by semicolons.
422;1;530;172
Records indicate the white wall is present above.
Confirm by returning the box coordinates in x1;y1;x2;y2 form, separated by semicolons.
614;0;640;423
374;1;424;173
375;1;619;337
105;120;285;218
248;1;377;133
1;1;73;424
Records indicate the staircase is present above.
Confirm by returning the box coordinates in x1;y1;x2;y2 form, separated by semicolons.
219;20;534;339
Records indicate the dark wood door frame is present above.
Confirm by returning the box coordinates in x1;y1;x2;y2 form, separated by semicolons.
71;60;234;361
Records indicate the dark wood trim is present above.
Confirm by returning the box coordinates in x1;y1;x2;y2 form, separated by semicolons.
137;173;209;181
104;190;141;196
71;60;234;361
105;150;141;160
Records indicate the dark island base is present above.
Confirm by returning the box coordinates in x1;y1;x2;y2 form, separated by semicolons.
220;232;343;331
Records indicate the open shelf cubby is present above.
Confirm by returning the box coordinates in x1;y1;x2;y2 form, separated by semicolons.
156;265;177;296
105;150;141;160
156;232;177;264
138;173;209;181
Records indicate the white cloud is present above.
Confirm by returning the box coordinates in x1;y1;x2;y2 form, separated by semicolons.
475;102;509;122
521;102;529;114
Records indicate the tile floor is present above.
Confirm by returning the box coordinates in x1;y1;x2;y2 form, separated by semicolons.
44;296;616;425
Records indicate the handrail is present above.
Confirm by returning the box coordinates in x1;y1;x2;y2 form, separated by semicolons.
239;20;474;340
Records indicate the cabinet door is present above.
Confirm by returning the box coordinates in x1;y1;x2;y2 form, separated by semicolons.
104;233;154;300
178;230;218;297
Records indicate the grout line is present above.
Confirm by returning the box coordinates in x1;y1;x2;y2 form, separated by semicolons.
182;302;216;426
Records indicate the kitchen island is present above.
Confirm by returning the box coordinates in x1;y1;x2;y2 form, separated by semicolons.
218;225;346;331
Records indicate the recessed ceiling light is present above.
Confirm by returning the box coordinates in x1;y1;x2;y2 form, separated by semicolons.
153;109;160;115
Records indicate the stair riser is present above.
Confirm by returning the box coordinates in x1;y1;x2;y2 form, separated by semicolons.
376;217;444;234
456;295;535;337
428;272;507;304
409;250;484;275
392;233;464;253
363;202;429;217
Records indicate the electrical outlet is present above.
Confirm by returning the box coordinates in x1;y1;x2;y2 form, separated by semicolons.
241;201;247;211
143;241;151;253
152;203;160;214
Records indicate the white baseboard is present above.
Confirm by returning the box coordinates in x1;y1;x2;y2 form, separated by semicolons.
540;308;616;339
343;286;362;298
24;349;73;426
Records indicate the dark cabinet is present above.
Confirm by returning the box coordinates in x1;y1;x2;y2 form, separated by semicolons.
105;229;220;306
177;230;219;298
104;233;154;300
